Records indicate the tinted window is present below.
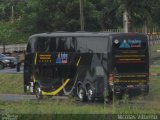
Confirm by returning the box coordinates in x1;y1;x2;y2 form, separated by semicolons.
77;37;87;53
113;35;147;50
77;37;108;53
56;37;76;52
26;37;37;53
86;37;107;53
65;37;77;52
36;37;49;52
48;37;56;52
56;37;66;52
35;37;76;52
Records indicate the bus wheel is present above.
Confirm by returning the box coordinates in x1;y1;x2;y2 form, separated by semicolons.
86;86;95;102
35;84;43;100
77;85;87;102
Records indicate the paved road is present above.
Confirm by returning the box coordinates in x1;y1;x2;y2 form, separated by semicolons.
0;94;36;102
0;67;23;74
0;94;68;102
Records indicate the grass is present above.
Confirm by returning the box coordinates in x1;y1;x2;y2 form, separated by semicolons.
0;97;160;114
0;99;110;114
150;66;160;73
0;66;160;119
150;44;160;52
0;74;23;94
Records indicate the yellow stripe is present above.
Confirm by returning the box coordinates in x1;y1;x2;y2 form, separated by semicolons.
42;79;70;95
33;75;36;83
76;57;81;66
34;52;38;65
39;55;51;57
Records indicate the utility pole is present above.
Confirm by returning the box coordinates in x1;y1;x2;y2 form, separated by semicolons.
79;0;84;31
11;5;14;23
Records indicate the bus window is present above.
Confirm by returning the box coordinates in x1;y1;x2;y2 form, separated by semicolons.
66;37;76;52
113;35;148;73
26;37;37;53
56;37;76;52
86;37;107;53
48;37;56;52
77;37;87;53
76;37;107;53
36;37;49;52
26;41;31;53
56;37;67;52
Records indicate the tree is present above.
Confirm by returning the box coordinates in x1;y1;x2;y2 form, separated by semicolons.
0;0;160;46
115;0;152;31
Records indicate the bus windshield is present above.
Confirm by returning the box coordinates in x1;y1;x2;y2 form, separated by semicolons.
112;35;149;73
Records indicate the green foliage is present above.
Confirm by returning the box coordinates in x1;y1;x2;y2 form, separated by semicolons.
0;22;28;44
0;0;160;44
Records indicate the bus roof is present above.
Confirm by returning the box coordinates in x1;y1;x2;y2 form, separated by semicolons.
29;32;147;39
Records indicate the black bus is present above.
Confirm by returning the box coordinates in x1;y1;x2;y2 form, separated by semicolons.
24;32;149;101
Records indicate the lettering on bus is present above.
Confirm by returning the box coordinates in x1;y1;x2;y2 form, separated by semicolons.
117;39;142;48
39;54;52;63
56;53;68;64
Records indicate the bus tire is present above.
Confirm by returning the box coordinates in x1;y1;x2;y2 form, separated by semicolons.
86;86;95;102
35;84;43;100
77;85;87;102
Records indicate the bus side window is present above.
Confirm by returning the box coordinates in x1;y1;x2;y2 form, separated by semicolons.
56;37;66;52
36;37;49;52
65;37;76;52
70;37;77;52
26;37;37;53
26;41;31;53
77;37;87;53
65;37;71;52
86;37;108;53
48;37;56;52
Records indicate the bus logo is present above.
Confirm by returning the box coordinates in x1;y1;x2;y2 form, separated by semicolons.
119;39;142;48
119;40;130;48
128;39;141;48
56;53;68;64
114;39;119;44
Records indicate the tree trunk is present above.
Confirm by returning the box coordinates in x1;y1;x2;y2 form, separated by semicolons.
3;42;5;53
123;11;129;33
123;10;132;32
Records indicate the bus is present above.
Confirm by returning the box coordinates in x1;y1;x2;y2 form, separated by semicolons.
24;32;149;101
